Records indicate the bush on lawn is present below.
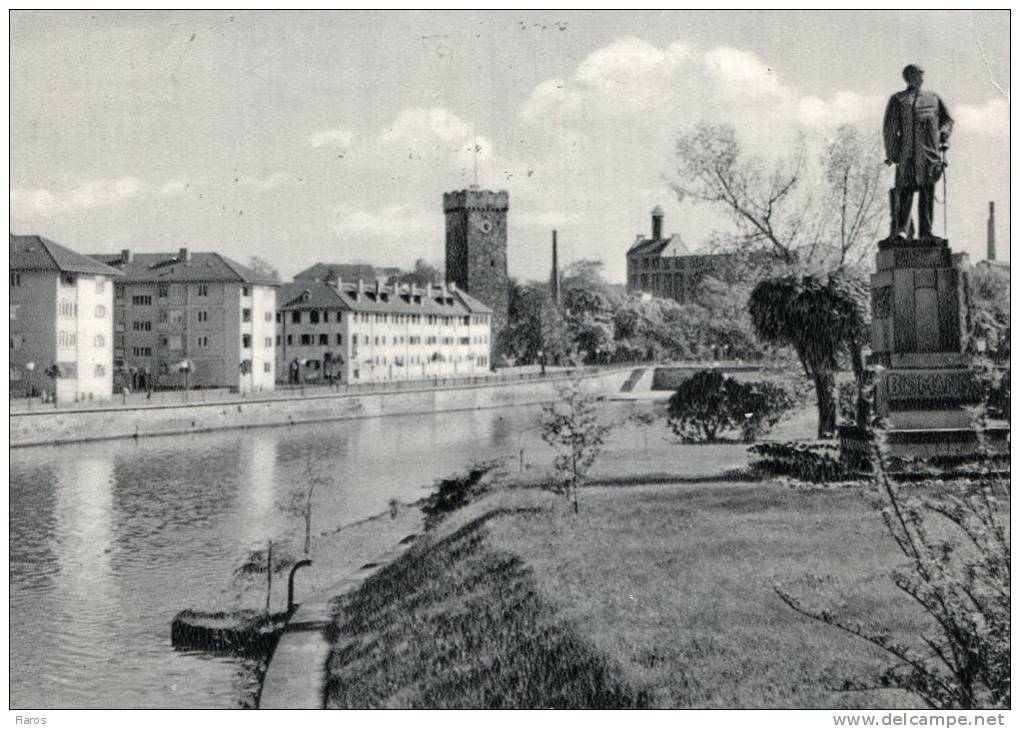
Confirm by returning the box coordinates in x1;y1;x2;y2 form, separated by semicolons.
667;370;794;442
421;460;504;529
749;440;852;483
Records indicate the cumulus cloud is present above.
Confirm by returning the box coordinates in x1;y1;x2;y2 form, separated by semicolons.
309;127;353;149
520;36;892;147
10;176;141;216
380;108;474;147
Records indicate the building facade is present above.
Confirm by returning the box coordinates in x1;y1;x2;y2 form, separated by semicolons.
626;206;733;304
89;248;278;392
444;187;509;345
276;278;492;385
10;234;122;402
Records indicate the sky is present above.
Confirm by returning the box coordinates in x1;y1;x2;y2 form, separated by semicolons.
9;10;1010;283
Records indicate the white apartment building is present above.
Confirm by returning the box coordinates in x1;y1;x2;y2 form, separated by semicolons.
276;279;492;384
10;234;122;403
89;248;278;393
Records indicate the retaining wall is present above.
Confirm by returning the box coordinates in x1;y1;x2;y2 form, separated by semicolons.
11;368;632;448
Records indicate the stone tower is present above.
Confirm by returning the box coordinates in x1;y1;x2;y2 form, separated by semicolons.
444;187;510;341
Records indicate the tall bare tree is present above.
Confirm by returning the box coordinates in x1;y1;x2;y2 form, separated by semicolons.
672;122;885;269
821;125;885;265
671;123;807;264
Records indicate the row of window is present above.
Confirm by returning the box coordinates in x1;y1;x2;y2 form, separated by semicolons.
282;310;488;326
282;332;490;348
58;331;77;348
58;300;77;317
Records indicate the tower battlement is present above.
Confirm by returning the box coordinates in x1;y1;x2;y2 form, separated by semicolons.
443;189;509;213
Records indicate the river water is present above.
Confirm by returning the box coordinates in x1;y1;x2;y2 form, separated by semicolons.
9;404;576;709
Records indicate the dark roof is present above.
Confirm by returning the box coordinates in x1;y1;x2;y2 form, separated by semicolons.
11;234;124;276
627;234;735;260
293;262;384;283
627;235;673;256
87;251;279;285
278;281;492;315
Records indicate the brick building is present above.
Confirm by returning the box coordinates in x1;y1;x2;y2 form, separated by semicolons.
626;206;733;304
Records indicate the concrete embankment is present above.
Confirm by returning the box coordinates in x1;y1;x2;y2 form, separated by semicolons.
10;368;632;448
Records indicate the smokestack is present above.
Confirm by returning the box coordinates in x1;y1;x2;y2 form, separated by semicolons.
987;201;996;261
178;247;189;262
651;205;664;241
550;230;560;307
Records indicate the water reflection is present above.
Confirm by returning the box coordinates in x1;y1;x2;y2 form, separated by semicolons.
10;403;565;708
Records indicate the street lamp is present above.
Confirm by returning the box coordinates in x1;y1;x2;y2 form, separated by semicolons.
24;361;35;410
177;360;192;400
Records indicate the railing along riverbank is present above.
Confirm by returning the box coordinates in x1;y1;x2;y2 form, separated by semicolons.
9;365;637;448
8;365;604;414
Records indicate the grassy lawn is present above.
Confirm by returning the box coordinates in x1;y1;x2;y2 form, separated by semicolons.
487;483;930;709
325;477;934;708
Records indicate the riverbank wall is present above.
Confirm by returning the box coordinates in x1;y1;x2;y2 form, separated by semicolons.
10;368;632;448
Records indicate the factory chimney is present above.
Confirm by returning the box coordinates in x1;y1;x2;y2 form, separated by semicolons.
987;201;996;262
550;230;560;307
651;205;664;241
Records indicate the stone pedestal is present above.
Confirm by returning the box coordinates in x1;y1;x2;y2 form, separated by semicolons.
841;237;1008;467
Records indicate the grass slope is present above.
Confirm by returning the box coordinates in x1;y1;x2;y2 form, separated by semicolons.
325;482;933;709
325;507;649;709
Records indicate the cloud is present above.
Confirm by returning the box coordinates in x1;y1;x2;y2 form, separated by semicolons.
309;127;353;149
380;108;475;147
954;97;1009;137
236;171;300;191
521;37;691;120
520;36;893;149
10;176;141;216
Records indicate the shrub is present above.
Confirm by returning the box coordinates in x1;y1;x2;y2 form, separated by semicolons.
420;460;504;530
749;441;851;483
667;370;794;442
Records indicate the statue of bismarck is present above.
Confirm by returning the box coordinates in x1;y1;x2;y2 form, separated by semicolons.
883;64;954;241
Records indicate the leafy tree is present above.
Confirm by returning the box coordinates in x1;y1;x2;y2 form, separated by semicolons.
969;265;1010;361
540;379;612;513
248;256;281;282
666;370;794;442
748;269;868;439
392;258;444;288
